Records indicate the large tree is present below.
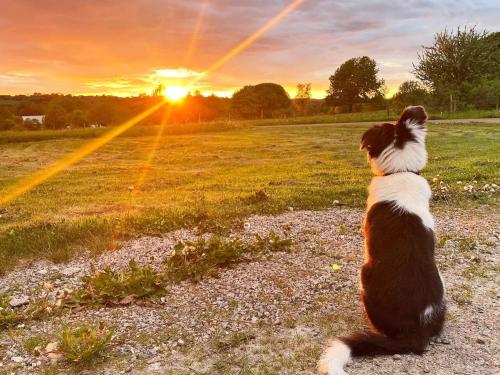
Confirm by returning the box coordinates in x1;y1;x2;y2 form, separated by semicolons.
43;103;68;129
231;83;290;119
413;27;499;106
326;56;384;112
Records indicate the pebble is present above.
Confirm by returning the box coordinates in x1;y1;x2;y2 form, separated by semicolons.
11;357;24;363
9;296;29;308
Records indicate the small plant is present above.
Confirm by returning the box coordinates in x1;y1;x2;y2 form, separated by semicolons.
252;230;293;253
63;260;166;307
58;322;113;364
165;236;249;282
215;332;255;351
0;293;20;329
244;189;269;204
24;334;50;355
165;232;293;282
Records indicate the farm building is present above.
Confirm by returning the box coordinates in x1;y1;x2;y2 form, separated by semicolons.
22;115;45;123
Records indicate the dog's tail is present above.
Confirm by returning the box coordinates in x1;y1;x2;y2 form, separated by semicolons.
318;331;427;375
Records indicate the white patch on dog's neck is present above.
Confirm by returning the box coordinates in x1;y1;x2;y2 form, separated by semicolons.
367;172;434;229
370;120;427;176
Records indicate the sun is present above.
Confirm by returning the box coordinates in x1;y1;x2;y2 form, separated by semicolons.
162;85;188;101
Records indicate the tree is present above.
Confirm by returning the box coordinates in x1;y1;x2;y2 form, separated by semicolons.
413;27;499;108
231;83;290;119
152;83;165;97
391;81;430;113
70;110;88;128
88;103;115;126
44;104;68;129
326;56;384;112
294;83;311;115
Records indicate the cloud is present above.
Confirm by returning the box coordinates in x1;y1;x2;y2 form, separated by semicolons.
0;0;499;97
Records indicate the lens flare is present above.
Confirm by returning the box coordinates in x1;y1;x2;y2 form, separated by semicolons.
0;0;305;205
162;85;189;101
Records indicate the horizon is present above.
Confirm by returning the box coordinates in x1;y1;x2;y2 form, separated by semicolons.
1;1;499;99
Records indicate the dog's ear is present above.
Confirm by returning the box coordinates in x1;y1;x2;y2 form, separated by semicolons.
360;127;377;151
360;124;395;157
398;105;428;126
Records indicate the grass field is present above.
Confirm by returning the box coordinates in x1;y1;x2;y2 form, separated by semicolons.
0;121;498;274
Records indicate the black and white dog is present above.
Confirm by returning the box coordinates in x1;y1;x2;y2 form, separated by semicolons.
318;106;446;375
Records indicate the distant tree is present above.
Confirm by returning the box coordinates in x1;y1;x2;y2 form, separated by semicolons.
44;104;68;129
0;107;15;130
294;83;312;115
70;110;88;128
232;83;290;119
413;27;499;108
326;56;384;112
391;80;430;112
151;83;165;97
88;103;115;126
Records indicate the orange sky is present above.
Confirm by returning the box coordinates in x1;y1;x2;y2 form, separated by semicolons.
0;0;498;99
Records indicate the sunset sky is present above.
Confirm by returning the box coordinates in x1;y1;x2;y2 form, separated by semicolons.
1;0;498;99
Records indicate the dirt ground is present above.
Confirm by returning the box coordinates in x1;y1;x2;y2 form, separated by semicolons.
0;205;498;374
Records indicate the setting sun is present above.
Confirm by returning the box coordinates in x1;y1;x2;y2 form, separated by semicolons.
162;85;188;101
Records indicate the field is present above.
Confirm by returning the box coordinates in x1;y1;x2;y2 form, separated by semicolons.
0;120;499;374
0;120;498;274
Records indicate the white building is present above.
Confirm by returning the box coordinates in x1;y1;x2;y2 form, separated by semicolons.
22;115;45;123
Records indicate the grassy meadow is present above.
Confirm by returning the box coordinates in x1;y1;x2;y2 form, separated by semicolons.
0;120;498;274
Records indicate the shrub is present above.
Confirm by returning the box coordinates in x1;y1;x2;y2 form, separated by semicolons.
165;232;293;282
58;323;113;364
0;293;20;329
63;260;166;307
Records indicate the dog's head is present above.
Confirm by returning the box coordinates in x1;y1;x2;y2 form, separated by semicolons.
360;106;428;176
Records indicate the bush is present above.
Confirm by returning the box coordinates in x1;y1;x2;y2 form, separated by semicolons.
165;232;293;282
62;260;166;307
58;323;113;364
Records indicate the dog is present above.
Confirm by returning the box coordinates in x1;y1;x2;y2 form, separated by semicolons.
318;106;446;375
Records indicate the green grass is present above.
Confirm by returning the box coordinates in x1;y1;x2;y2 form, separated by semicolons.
0;121;498;274
58;323;113;364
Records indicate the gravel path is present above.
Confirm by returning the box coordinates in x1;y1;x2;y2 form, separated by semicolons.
0;206;498;374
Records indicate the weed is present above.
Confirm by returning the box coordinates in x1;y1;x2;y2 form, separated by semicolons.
437;233;453;248
58;322;113;364
24;334;50;355
452;283;474;306
165;232;293;282
63;260;166;307
165;236;249;282
458;237;476;254
253;231;294;253
338;225;348;235
216;332;256;351
0;293;20;329
244;190;269;204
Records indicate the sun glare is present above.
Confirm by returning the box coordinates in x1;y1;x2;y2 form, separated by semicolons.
162;85;188;101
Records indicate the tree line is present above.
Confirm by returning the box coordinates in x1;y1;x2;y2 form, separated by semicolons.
0;27;498;131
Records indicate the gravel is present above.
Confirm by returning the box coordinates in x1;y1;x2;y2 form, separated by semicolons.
0;205;498;374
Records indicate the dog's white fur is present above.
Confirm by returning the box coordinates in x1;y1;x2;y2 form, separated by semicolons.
317;340;351;375
367;172;434;229
369;120;427;176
